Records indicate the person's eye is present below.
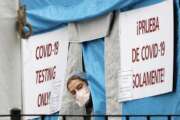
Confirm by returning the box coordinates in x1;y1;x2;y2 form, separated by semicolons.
77;83;83;90
71;90;76;95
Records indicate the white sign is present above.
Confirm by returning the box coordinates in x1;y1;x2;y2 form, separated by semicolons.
21;27;69;118
118;0;174;102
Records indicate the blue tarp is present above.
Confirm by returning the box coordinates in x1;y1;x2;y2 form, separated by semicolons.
21;0;180;120
33;112;59;120
21;0;159;34
83;38;106;120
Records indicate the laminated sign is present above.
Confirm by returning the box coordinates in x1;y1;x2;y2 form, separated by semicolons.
118;0;174;102
21;27;69;119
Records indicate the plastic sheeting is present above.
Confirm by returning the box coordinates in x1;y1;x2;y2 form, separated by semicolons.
21;0;151;34
19;0;180;120
0;0;21;117
83;38;106;120
105;12;122;120
67;13;112;43
60;42;86;120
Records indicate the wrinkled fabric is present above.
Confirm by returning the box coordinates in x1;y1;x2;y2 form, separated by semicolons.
21;0;152;34
83;38;106;120
68;13;112;43
105;12;122;120
61;39;106;120
60;43;85;120
66;14;110;120
19;0;180;120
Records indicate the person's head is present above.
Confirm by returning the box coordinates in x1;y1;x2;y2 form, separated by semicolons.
67;75;88;95
67;74;90;107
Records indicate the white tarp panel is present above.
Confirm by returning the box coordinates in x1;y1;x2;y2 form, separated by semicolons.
0;0;21;117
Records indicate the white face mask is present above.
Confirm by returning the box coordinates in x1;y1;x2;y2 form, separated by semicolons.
75;85;90;107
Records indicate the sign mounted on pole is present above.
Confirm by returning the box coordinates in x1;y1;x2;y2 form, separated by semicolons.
21;27;69;119
118;0;174;102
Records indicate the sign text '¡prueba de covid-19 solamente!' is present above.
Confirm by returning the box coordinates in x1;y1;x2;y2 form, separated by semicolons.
132;16;165;89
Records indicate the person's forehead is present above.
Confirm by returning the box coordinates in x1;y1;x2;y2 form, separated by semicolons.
68;79;86;90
